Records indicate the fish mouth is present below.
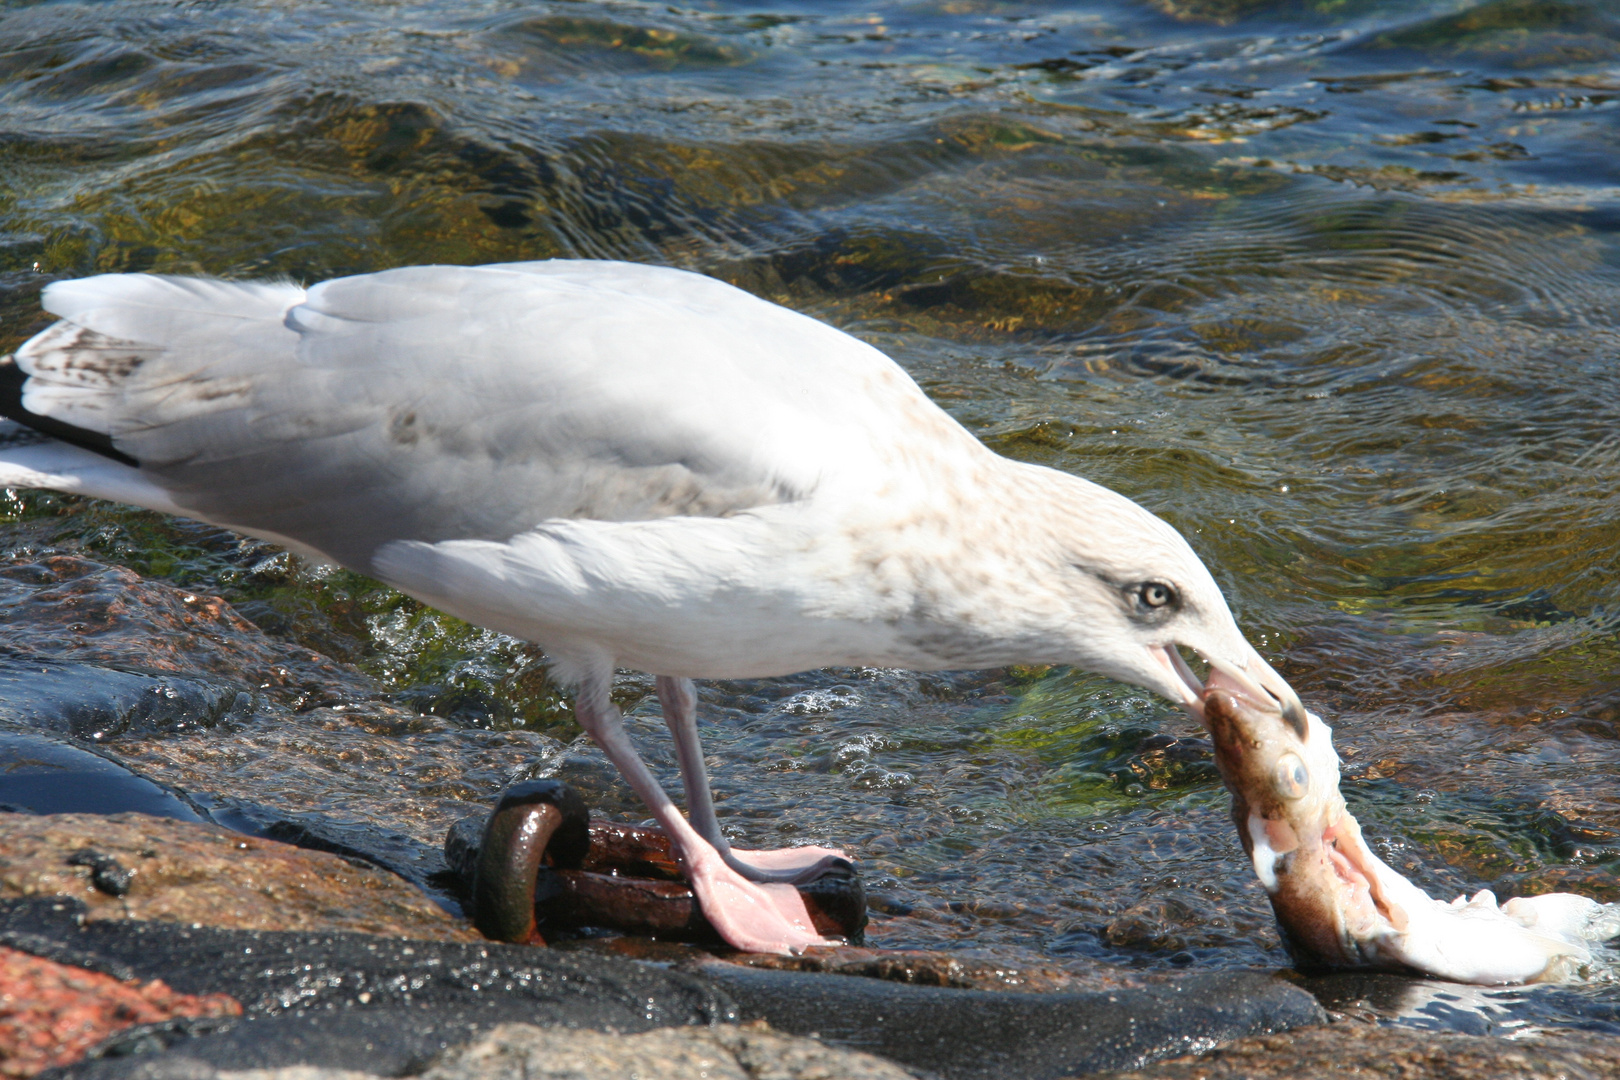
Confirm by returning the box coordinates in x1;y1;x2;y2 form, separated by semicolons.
1261;803;1411;967
1318;812;1407;936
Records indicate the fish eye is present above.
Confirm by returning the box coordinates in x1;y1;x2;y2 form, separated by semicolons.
1273;753;1309;800
1135;581;1179;612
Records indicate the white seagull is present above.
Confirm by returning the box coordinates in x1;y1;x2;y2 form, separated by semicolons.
0;260;1306;953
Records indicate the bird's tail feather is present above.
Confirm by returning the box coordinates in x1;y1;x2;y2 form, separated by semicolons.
1;273;304;470
0;419;184;515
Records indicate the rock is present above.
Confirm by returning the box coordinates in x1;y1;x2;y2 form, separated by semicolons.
700;962;1325;1080
0;943;239;1078
0;551;394;740
47;1022;914;1080
3;894;1338;1080
0;654;250;741
0;812;476;941
100;709;570;906
0;896;735;1078
714;944;1144;994
417;1021;916;1080
111;1069;379;1080
1089;1021;1620;1079
0;555;370;705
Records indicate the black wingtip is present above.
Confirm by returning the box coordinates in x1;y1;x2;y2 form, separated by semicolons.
0;354;140;468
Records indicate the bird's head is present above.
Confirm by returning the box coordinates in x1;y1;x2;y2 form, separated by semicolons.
1039;470;1308;736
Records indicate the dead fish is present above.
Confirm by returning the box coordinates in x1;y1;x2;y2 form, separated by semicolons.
1202;670;1620;984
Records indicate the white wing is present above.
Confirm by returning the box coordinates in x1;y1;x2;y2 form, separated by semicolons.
1;261;954;570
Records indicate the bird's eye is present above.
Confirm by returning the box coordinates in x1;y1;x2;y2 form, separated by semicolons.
1273;753;1309;800
1136;581;1179;612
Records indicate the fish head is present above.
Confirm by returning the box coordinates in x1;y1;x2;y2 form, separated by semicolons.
1201;675;1614;982
1200;671;1393;969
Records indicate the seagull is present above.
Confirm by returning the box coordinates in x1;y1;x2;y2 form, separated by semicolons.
0;260;1307;953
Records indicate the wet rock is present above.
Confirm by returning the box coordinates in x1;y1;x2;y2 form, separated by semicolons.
50;1022;914;1080
0;943;239;1078
1090;1021;1620;1079
3;886;1333;1080
71;1067;380;1079
700;963;1325;1080
205;800;461;914
718;944;1145;993
0;896;734;1077
0;555;371;704
1100;896;1207;953
101;710;570;906
64;850;133;897
417;1021;914;1080
0;732;205;821
0;654;250;741
0;812;475;941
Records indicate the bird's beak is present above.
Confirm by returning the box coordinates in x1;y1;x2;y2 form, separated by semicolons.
1148;641;1309;739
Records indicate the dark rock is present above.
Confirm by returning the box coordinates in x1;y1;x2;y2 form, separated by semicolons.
2;889;1334;1080
64;850;132;897
0;896;735;1078
205;799;461;914
442;814;484;887
700;962;1326;1080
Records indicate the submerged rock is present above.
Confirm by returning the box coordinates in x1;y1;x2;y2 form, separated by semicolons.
0;654;251;741
0;812;475;941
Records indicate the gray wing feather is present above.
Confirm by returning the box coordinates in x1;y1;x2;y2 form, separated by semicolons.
18;261;910;570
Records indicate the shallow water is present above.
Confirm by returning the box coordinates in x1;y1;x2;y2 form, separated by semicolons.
1;0;1618;1031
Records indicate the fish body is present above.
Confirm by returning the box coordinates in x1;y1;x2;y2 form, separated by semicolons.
1203;677;1620;985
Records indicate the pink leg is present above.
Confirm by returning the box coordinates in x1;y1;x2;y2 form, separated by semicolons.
656;675;852;882
577;668;839;953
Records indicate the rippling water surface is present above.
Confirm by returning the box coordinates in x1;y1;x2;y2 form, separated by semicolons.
2;0;1618;1029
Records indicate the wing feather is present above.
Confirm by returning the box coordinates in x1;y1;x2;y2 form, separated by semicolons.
2;261;946;570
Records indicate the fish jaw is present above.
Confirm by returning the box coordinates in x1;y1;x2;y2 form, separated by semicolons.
1202;686;1620;985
